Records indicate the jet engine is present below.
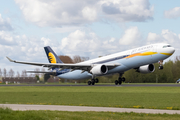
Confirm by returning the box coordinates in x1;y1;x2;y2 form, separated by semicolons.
90;64;108;75
137;64;155;74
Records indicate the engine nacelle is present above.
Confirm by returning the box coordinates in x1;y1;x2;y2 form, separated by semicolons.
90;64;108;75
137;64;155;74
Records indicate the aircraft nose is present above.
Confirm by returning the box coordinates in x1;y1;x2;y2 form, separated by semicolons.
170;47;175;54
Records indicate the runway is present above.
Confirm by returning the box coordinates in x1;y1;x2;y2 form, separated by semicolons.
0;84;180;87
0;104;180;114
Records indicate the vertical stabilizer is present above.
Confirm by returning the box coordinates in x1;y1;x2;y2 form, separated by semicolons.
44;46;64;64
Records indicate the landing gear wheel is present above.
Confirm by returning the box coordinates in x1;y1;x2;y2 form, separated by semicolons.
88;81;92;85
115;80;118;85
91;79;95;85
159;66;163;70
95;78;99;83
122;77;126;82
118;77;122;85
119;80;122;85
158;60;163;70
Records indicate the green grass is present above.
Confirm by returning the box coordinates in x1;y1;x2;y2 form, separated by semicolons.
0;107;180;120
0;86;180;110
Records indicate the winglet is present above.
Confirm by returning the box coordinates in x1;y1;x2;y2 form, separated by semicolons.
6;56;15;62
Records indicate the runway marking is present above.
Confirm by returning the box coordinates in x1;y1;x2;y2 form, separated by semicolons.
0;104;180;114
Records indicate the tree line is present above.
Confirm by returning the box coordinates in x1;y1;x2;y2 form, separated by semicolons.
0;68;44;78
58;55;89;63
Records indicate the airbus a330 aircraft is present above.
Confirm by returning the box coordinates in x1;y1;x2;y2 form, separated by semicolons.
7;43;175;85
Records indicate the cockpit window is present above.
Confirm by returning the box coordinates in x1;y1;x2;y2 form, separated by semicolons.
163;45;171;48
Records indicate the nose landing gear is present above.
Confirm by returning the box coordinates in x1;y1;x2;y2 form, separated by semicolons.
158;60;164;70
159;66;163;70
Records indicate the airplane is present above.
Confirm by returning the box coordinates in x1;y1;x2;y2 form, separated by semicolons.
6;43;175;85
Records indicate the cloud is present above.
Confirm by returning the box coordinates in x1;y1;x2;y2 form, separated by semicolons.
0;31;15;45
0;30;62;73
0;31;59;62
60;30;119;58
82;6;97;21
15;0;153;27
14;0;98;27
161;29;180;44
147;32;162;42
119;27;142;45
0;14;13;31
101;0;154;22
164;7;180;19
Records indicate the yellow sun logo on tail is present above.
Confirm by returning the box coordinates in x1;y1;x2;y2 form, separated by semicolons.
48;52;56;63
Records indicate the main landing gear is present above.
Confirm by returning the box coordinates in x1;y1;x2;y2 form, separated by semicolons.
158;60;164;70
88;78;99;85
115;73;125;85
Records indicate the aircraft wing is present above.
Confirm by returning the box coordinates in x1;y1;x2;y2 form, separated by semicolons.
6;57;120;72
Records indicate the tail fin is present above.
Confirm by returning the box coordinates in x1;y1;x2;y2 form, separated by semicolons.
44;46;64;64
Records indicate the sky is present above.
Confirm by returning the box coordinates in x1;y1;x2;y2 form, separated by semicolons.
0;0;180;74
